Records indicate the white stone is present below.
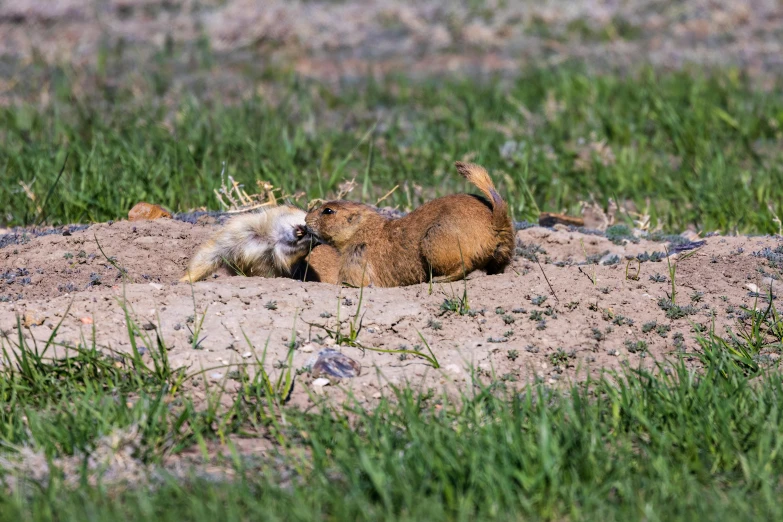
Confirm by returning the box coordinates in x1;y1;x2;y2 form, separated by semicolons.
445;364;462;375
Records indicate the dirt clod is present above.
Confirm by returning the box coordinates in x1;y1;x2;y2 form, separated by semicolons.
22;310;45;327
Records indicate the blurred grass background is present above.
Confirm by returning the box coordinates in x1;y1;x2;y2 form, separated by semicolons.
2;67;783;233
2;0;783;233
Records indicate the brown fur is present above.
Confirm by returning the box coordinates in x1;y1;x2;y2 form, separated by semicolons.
304;162;515;287
181;206;315;282
292;244;341;284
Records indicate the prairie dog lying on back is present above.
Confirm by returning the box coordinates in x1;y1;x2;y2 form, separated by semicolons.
304;162;515;287
181;205;315;282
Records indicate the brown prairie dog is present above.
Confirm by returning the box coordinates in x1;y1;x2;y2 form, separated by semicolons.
294;244;341;284
304;162;515;287
182;205;318;282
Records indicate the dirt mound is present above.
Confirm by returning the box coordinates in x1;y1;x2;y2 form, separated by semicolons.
1;218;780;406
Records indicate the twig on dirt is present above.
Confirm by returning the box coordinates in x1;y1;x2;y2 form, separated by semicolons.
536;257;559;304
577;266;596;285
94;233;131;283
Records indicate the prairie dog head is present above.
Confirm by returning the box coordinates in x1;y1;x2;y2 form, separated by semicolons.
264;205;313;259
304;201;378;249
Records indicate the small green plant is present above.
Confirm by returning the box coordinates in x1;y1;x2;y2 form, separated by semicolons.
696;323;759;375
265;300;278;311
695;290;782;375
664;246;677;304
427;319;443;331
549;348;571;366
515;241;546;261
673;332;685;349
734;291;783;354
612;314;634;326
502;314;515;325
531;295;547;306
440;296;469;316
63;252;73;259
655;324;671;337
186;288;208;351
240;328;295;406
624;340;648;353
605;224;636;245
642;321;657;333
658;298;698;320
663;245;702;306
507;349;519;361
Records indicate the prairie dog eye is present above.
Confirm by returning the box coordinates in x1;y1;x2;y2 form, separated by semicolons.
321;208;335;215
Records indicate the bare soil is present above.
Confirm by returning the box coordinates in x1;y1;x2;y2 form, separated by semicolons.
2;216;780;406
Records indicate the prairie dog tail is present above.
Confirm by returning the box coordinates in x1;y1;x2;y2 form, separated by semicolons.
453;161;515;264
180;237;222;283
454;161;509;226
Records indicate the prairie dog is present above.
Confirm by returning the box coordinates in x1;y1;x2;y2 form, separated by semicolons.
294;244;341;284
304;162;515;287
181;205;315;282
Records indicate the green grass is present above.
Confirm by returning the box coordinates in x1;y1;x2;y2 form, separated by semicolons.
1;302;783;520
2;67;783;233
